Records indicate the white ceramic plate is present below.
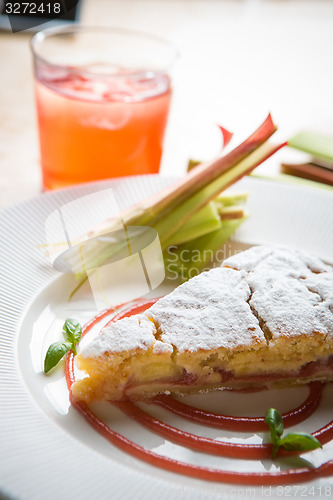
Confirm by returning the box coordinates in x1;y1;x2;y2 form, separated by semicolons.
0;175;332;500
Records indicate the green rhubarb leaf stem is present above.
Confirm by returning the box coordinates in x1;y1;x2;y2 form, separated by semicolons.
214;191;248;208
155;140;281;244
86;114;276;240
165;217;247;280
220;205;246;220
164;201;222;247
131;114;277;229
288;130;333;163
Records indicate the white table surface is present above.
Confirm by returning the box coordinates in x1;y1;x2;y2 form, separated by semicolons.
0;0;332;209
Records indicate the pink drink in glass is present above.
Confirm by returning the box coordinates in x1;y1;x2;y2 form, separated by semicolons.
35;69;172;189
31;27;176;189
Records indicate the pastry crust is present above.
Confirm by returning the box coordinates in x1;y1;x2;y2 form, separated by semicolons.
72;246;333;402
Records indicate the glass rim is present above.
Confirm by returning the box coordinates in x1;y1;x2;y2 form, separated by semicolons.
30;25;179;78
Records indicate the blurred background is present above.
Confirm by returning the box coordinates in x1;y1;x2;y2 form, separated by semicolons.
0;0;332;208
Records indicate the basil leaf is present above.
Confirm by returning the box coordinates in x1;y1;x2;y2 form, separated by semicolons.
264;408;285;458
265;408;284;441
63;318;82;343
44;341;72;373
265;408;323;458
63;318;82;354
280;433;322;453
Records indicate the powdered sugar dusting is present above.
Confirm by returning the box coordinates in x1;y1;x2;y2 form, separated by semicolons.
81;315;158;357
224;246;333;341
153;340;174;355
146;267;265;353
80;246;333;358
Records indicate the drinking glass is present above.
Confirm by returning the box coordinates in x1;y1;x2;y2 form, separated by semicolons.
31;26;177;189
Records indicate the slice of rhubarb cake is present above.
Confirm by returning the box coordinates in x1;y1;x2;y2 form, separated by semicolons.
72;246;333;402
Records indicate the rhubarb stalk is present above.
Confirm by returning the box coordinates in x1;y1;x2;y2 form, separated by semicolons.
121;114;277;230
58;115;285;291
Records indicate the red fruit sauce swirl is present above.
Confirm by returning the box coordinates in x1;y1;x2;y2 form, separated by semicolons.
152;385;322;433
65;299;333;485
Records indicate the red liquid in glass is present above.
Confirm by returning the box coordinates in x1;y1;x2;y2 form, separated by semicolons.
35;71;171;189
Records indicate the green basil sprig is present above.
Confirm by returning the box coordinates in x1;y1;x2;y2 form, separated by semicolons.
44;318;82;373
44;341;72;373
62;318;82;355
265;408;322;458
